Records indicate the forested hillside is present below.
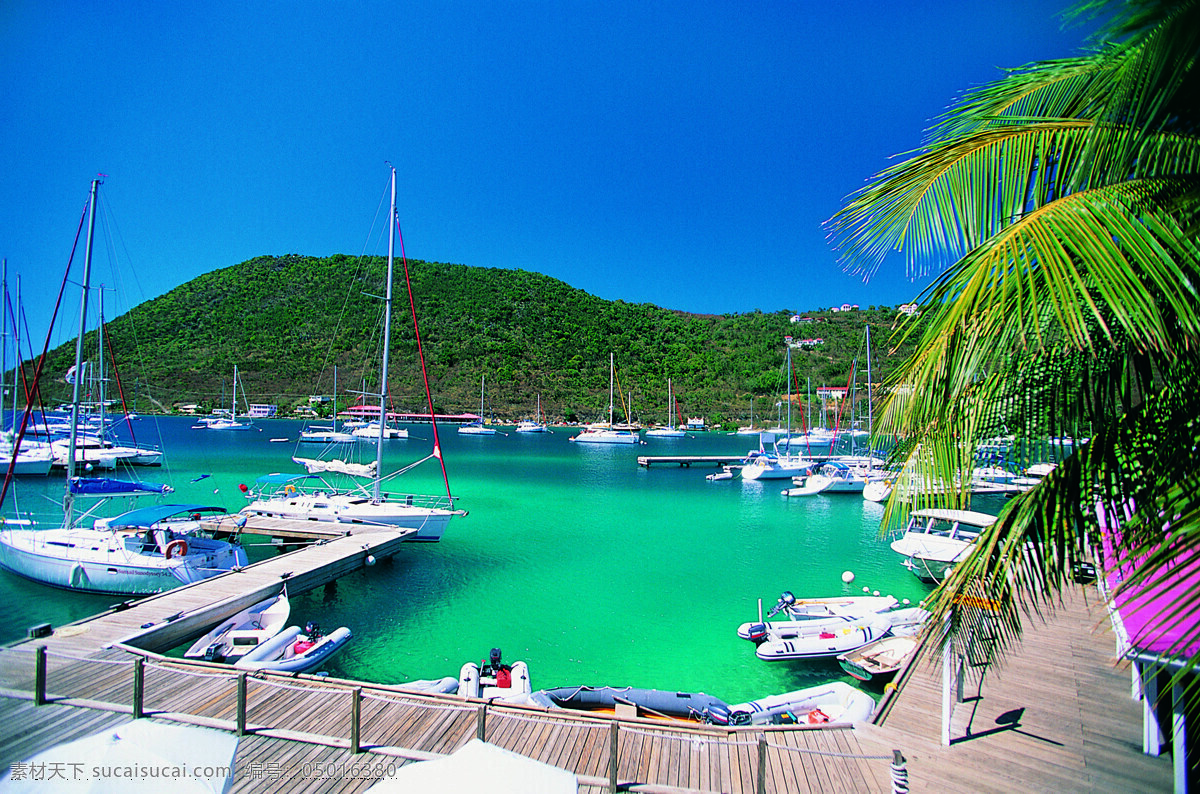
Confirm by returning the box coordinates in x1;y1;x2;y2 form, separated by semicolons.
28;255;919;428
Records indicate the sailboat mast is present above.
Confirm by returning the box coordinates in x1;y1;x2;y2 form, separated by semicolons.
608;352;615;426
865;324;873;469
1;260;6;431
65;178;100;528
374;167;397;501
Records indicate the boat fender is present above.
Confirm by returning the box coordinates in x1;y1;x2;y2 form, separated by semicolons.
164;539;188;559
747;623;768;644
284;484;297;496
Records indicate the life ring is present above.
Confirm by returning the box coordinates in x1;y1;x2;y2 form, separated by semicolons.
284;485;297;496
164;539;189;560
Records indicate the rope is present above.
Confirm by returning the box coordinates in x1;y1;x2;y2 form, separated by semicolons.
622;727;745;746
765;740;892;761
151;665;239;681
250;677;348;695
490;710;608;730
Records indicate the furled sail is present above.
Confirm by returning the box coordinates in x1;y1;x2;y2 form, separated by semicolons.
291;457;377;478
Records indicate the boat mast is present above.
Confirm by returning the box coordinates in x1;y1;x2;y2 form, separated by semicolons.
865;324;873;470
1;259;6;433
232;365;239;422
65;178;100;528
608;352;615;427
374;166;397;501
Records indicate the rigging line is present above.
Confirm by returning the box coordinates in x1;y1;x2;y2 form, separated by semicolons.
1;201;90;510
396;213;453;503
103;322;137;443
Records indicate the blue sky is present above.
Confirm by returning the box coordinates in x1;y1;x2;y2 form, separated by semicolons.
2;2;1095;348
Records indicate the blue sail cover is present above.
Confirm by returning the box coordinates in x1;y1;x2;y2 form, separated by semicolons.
69;477;174;496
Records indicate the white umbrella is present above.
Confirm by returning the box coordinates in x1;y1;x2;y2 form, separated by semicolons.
368;739;577;794
1;719;238;793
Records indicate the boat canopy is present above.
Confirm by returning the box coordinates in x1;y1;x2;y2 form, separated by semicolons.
104;504;228;529
69;477;174;496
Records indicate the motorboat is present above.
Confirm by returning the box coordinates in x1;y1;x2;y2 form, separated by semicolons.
352;421;409;440
889;508;997;582
782;461;887;497
234;621;352;673
706;466;735;481
538;685;731;724
0;503;248;595
740;449;815;481
184;589;291;663
458;648;531;701
837;635;920;683
752;613;893;661
727;681;875;726
736;590;898;640
298;426;358;444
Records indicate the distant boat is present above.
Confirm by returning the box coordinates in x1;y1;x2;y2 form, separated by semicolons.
299;366;356;443
194;365;252;431
515;394;549;433
572;354;639;445
645;378;685;438
740;341;812;479
458;375;497;435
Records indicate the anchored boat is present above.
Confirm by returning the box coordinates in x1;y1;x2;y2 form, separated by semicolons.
727;681;875;726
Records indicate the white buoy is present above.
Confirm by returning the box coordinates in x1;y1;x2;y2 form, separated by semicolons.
902;598;911;605
873;590;881;596
862;586;870;593
841;570;855;584
365;555;377;567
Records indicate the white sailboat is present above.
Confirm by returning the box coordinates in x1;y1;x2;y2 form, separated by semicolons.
741;339;814;480
195;365;252;430
458;375;497;435
0;261;53;476
515;394;549;433
240;166;462;542
0;179;248;594
571;354;639;444
645;378;685;438
299;366;356;444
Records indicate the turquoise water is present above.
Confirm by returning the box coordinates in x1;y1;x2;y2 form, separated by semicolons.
1;416;982;706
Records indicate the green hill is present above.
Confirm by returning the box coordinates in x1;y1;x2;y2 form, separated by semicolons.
28;255;918;428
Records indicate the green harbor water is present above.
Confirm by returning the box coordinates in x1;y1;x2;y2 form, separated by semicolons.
1;416;989;707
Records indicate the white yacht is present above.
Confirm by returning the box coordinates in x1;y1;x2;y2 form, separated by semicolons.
889;508;997;581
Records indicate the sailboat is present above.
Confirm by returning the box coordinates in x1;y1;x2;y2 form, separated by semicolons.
736;397;761;435
0;178;248;594
0;260;53;476
741;338;815;480
458;375;497;435
645;378;685;438
570;354;639;444
194;365;252;430
299;366;356;443
515;394;549;433
239;166;462;542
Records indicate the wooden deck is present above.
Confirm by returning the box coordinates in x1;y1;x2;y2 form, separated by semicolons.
855;583;1173;792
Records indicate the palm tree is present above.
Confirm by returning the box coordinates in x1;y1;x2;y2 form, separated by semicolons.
827;0;1200;677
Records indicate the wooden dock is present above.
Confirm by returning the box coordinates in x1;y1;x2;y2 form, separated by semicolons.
0;547;1175;791
637;455;746;468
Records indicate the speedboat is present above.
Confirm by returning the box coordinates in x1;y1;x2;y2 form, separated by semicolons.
538;685;730;724
736;590;898;639
234;621;352;673
752;613;893;661
0;503;248;596
184;588;291;663
889;508;997;582
458;648;531;702
837;635;920;683
727;681;875;726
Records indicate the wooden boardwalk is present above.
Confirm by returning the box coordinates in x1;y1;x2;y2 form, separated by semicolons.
855;583;1173;792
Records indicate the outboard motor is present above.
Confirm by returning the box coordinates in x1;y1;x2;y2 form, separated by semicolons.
767;590;796;618
728;710;752;727
746;622;769;644
304;621;321;639
490;647;503;667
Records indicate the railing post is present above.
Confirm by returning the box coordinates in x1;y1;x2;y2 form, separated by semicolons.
890;750;909;794
476;704;487;741
350;687;361;754
132;657;145;719
34;646;47;706
757;736;768;794
609;721;619;793
237;673;248;736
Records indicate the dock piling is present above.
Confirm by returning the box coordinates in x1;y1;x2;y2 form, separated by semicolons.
34;645;46;706
350;687;361;754
237;672;248;736
132;657;144;719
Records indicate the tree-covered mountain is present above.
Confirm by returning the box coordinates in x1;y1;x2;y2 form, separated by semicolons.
28;255;920;428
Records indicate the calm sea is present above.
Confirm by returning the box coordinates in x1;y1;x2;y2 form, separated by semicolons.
2;415;1004;706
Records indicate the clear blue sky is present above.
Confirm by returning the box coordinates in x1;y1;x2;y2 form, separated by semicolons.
1;2;1095;348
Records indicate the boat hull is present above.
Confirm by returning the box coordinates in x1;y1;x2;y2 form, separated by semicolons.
728;681;875;726
241;494;455;542
754;616;892;661
837;635;919;683
540;685;730;724
235;625;352;673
